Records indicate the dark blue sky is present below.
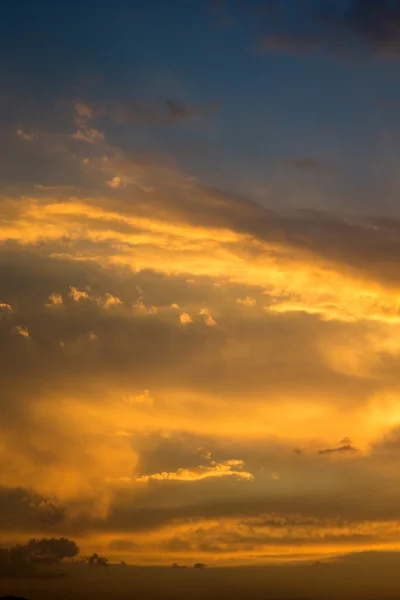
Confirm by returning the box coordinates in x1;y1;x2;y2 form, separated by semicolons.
2;0;400;214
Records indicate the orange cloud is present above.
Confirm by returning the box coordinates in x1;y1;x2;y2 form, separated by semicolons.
136;459;253;483
180;312;193;325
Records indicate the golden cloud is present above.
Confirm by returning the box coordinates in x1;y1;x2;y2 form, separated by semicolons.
2;134;400;565
136;459;253;483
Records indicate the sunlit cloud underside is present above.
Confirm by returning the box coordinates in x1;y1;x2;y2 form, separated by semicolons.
3;102;400;565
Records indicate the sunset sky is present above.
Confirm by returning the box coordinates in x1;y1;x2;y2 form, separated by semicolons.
2;0;400;567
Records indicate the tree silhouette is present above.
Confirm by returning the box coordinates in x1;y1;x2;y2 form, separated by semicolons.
27;537;79;563
87;553;109;567
0;538;79;576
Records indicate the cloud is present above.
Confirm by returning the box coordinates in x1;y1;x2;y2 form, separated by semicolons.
180;312;194;325
98;292;122;309
236;296;257;306
13;325;30;339
0;302;12;315
123;390;154;408
0;487;64;532
107;176;122;189
318;441;358;455
344;0;400;56
69;286;90;302
68;286;122;308
75;103;92;119
3;103;400;564
17;128;36;141
200;308;217;326
71;128;104;144
45;293;63;307
258;0;400;59
82;97;220;126
136;458;253;483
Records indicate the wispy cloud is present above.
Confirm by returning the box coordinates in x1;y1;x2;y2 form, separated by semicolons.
136;459;253;483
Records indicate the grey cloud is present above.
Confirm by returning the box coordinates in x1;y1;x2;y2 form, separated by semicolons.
108;539;138;552
0;245;376;411
318;443;358;455
108;183;400;291
90;97;220;126
345;0;400;56
258;0;400;59
3;424;400;539
6;105;400;296
0;487;64;532
163;530;376;554
65;481;400;536
371;427;400;454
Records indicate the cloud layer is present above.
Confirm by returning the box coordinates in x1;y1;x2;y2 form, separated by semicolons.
2;92;400;564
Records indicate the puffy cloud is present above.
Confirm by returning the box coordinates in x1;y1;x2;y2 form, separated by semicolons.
71;128;104;144
45;293;63;307
200;308;217;326
69;286;90;302
13;325;30;339
107;176;122;189
98;293;122;309
68;286;122;309
0;302;12;315
179;313;194;325
236;296;257;307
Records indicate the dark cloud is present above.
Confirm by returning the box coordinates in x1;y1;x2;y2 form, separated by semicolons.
108;539;137;552
163;529;376;554
0;487;64;532
345;0;400;56
66;479;400;535
258;0;400;58
318;443;358;455
90;97;220;126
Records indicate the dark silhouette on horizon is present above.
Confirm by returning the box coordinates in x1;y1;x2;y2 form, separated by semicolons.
0;537;79;578
87;553;109;567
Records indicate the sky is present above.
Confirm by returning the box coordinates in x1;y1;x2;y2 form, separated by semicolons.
2;0;400;568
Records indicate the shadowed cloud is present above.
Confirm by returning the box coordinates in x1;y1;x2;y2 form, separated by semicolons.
258;0;400;59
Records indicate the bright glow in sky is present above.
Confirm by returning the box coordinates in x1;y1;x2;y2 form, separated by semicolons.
2;0;400;569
